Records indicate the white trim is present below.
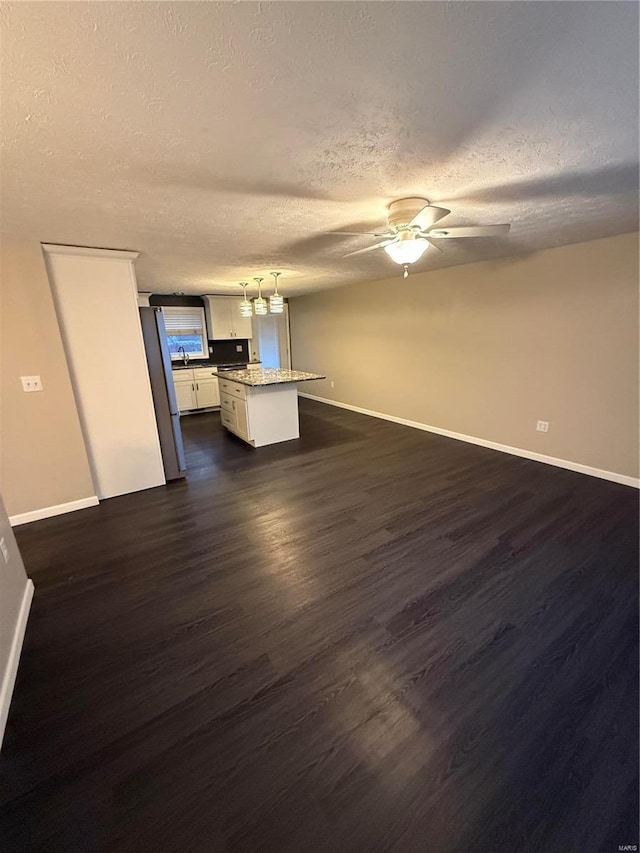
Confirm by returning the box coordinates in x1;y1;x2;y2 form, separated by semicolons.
41;244;139;261
298;392;640;489
9;496;99;527
0;580;34;750
283;303;292;370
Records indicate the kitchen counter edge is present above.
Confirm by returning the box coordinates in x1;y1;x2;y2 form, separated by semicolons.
219;369;326;387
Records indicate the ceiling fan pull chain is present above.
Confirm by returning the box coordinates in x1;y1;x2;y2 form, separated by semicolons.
403;264;409;279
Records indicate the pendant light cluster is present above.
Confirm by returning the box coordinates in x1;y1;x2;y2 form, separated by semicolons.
239;272;285;316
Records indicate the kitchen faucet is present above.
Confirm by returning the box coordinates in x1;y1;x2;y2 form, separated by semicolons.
177;346;190;366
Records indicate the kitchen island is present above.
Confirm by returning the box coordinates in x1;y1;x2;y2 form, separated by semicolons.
217;368;325;447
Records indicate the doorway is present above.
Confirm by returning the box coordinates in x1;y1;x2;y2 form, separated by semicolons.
251;305;291;368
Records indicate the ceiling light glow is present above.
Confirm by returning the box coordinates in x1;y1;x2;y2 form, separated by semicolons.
384;234;429;265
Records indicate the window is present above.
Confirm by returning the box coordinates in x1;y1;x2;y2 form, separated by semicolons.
162;306;207;360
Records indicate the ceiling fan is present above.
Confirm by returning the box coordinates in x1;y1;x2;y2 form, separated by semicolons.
328;197;510;276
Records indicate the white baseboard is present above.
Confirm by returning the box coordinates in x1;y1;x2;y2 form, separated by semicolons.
9;496;99;527
0;579;34;750
299;392;640;489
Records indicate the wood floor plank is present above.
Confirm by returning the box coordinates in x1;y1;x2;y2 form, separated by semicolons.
1;400;638;852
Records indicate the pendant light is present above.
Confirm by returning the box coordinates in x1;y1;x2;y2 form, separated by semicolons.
239;282;253;317
269;272;284;313
253;277;267;315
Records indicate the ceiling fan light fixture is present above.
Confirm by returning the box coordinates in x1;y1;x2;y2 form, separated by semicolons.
384;233;429;265
337;198;510;266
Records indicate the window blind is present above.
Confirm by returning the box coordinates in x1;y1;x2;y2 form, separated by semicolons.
162;306;205;335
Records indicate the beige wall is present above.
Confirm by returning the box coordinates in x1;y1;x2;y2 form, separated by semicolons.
290;232;639;480
0;239;95;517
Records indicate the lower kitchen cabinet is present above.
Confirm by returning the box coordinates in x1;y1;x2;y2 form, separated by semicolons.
194;376;220;408
172;367;220;413
218;376;300;447
220;389;250;441
174;377;197;411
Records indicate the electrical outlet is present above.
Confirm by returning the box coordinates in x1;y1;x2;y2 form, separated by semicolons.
0;537;8;564
21;375;43;392
536;420;550;433
330;380;335;389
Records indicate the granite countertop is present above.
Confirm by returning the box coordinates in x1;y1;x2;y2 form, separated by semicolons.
172;361;260;371
219;368;325;387
171;361;215;370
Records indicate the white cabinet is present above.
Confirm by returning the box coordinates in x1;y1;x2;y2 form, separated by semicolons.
204;296;253;340
219;378;300;447
196;380;219;408
173;368;220;412
204;298;231;339
193;367;220;408
228;299;253;340
175;380;197;411
173;370;197;412
219;377;250;441
220;392;250;441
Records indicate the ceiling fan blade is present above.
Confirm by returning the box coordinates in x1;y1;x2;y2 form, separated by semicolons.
429;224;511;238
326;230;390;237
344;240;393;258
410;205;450;231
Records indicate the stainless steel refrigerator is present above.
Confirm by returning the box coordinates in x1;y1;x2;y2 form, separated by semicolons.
139;307;186;480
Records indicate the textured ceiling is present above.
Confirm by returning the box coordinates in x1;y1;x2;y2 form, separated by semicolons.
1;1;638;296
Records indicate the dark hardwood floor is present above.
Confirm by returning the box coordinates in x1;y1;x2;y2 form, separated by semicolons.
1;399;638;852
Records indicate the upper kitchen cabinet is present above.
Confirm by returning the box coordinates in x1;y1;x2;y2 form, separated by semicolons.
228;299;253;339
204;296;253;340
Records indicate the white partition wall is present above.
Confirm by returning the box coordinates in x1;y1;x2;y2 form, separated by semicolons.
43;245;165;499
0;492;33;748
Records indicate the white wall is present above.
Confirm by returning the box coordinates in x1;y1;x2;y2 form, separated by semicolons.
44;245;165;499
0;491;33;748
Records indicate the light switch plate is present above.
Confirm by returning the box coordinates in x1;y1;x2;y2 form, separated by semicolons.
21;375;43;392
0;537;8;563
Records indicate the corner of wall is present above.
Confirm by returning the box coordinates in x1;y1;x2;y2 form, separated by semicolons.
0;240;95;517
